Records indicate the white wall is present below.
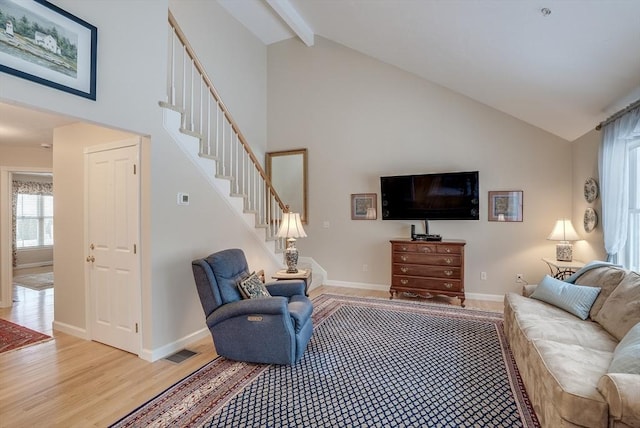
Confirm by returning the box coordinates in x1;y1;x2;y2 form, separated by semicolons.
0;147;53;305
572;129;606;262
268;37;574;296
0;146;53;168
1;0;274;359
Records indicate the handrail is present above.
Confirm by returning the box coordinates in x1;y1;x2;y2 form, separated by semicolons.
167;11;286;213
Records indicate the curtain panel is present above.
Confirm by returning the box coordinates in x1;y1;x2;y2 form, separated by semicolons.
12;180;54;268
598;108;640;262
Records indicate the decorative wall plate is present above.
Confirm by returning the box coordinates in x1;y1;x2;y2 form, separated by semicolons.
584;177;599;203
584;207;598;232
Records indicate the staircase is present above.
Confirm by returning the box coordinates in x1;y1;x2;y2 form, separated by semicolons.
160;12;287;257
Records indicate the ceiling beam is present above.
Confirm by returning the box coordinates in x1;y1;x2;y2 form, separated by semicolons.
266;0;314;47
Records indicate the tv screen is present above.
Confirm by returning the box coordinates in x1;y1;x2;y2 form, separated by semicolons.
381;171;479;220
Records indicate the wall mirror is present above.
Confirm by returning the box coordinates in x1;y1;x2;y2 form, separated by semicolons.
266;148;308;224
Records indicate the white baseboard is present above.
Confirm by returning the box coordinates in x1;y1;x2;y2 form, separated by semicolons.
465;292;505;302
323;279;390;292
139;327;211;362
322;279;505;302
15;262;53;270
53;320;89;339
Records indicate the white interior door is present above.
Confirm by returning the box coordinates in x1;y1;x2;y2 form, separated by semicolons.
86;140;141;354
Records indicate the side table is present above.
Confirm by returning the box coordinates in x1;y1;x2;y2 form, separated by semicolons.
271;269;312;296
542;258;585;280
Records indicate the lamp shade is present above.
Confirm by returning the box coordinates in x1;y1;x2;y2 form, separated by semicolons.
547;219;580;241
277;212;307;239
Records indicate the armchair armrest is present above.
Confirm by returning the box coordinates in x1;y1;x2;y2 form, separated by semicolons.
597;373;640;427
266;280;305;297
206;296;288;328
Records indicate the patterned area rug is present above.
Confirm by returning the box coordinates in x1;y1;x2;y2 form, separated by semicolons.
112;294;539;427
13;272;54;291
0;318;52;354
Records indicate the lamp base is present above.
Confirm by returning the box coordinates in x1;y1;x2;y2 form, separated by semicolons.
556;242;573;262
284;238;299;273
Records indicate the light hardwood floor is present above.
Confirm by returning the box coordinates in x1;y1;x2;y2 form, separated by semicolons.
0;285;503;427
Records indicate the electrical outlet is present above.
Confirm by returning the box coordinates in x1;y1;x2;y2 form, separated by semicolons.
480;272;487;280
516;273;524;283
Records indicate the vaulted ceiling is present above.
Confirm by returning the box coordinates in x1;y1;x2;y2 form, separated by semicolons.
2;0;639;147
219;0;640;142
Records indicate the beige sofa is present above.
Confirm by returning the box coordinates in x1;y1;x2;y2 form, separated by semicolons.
504;264;640;427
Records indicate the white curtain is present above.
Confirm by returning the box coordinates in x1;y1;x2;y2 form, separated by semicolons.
598;107;640;262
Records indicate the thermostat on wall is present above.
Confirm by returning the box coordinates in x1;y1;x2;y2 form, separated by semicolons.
177;192;190;205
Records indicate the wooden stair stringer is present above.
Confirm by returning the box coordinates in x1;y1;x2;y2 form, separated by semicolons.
161;106;281;262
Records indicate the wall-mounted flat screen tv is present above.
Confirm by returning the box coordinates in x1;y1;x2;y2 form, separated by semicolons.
380;171;479;220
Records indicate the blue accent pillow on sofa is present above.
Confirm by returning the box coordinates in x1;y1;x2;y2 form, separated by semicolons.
531;275;601;320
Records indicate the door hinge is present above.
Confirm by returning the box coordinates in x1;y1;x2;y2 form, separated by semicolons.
134;244;137;254
135;323;139;333
133;164;137;175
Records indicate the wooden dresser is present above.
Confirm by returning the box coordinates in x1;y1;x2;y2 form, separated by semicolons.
390;239;466;307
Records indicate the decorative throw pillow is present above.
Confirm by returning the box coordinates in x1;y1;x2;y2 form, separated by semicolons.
238;272;271;299
573;266;626;319
608;322;640;374
593;272;640;340
530;275;601;320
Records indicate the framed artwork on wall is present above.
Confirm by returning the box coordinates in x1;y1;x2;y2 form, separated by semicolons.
351;193;377;220
488;190;523;222
0;0;97;100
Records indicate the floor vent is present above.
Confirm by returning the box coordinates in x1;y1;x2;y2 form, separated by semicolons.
164;349;197;364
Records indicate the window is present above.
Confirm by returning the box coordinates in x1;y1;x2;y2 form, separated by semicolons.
620;141;640;271
16;194;54;248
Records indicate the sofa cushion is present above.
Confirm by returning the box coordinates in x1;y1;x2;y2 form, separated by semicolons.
608;322;640;374
530;275;601;320
531;339;610;427
238;272;271;299
505;292;618;352
594;271;640;340
573;266;626;318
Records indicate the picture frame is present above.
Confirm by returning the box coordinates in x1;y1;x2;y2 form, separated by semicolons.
488;190;523;222
351;193;377;220
0;0;97;100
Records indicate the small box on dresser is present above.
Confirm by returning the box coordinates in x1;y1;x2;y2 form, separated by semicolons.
390;239;466;307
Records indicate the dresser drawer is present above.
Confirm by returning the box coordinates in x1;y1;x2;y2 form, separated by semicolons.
392;276;462;292
436;245;463;255
393;264;461;279
392;253;461;267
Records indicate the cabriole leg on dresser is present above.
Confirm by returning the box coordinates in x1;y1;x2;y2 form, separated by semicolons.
389;289;396;299
459;297;465;308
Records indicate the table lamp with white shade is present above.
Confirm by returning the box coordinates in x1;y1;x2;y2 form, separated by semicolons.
547;219;581;262
277;211;307;273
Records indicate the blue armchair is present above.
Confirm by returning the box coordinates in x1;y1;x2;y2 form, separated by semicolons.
191;248;313;365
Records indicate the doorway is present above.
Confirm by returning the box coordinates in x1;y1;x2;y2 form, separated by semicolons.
86;139;141;355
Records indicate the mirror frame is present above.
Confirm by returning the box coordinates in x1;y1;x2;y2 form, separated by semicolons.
266;148;308;224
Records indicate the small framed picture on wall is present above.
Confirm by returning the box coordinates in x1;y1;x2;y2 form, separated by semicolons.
488;191;523;222
351;193;377;220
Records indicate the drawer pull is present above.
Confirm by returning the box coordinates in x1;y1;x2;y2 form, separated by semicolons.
445;258;452;265
400;267;409;273
400;279;408;285
444;282;453;289
401;256;408;261
444;270;453;276
444;248;452;253
420;247;432;253
402;246;408;251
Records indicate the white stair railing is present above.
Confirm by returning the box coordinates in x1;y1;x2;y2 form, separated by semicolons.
163;12;286;251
